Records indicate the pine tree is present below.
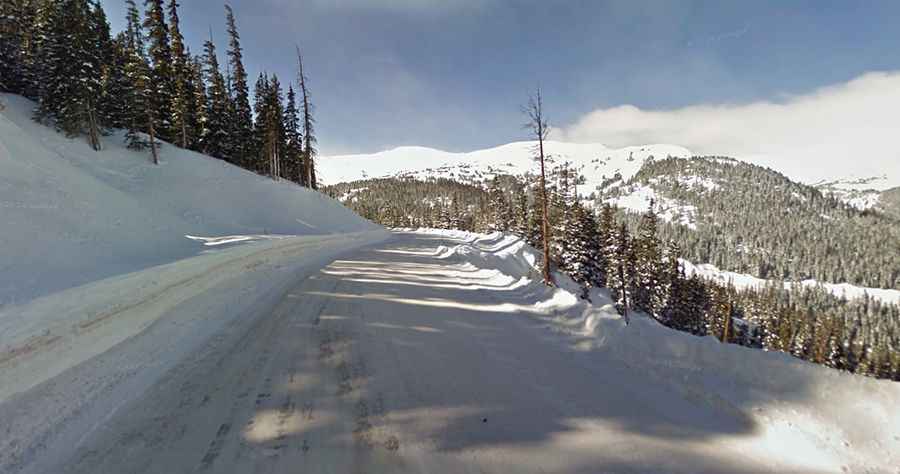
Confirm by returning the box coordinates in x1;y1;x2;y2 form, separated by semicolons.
92;1;119;129
634;201;665;318
33;0;105;150
190;54;208;152
201;37;230;160
596;204;616;288
167;0;196;148
512;185;530;238
224;4;253;166
264;74;285;179
143;0;174;142
0;0;31;94
101;34;132;129
121;0;154;156
283;85;303;184
660;240;683;327
562;202;601;297
608;222;633;320
252;72;270;174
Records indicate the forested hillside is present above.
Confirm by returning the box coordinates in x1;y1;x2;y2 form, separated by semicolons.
327;159;900;381
0;0;318;187
606;157;900;290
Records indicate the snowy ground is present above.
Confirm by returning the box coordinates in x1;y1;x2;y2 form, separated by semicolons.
0;93;378;306
3;230;898;474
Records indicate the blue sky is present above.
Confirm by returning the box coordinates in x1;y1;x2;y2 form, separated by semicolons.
100;1;900;157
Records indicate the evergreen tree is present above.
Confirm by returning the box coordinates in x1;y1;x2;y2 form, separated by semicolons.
33;0;105;150
595;204;616;288
634;201;665;317
0;0;34;94
252;72;270;174
283;85;303;184
101;33;132;129
142;0;174;142
608;222;634;320
512;186;530;238
167;0;196;148
264;74;285;179
91;1;118;129
224;4;253;166
190;54;208;152
121;0;155;157
562;202;601;297
201;37;230;160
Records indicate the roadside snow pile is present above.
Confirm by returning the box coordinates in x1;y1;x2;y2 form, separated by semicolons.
0;93;379;305
410;228;900;473
0;231;388;403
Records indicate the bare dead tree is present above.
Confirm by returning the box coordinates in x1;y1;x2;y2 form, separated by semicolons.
296;45;317;189
523;88;553;285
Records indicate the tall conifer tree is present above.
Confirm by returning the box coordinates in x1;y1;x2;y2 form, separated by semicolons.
224;4;253;165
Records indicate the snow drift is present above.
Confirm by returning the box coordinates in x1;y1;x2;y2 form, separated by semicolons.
0;93;379;305
404;228;900;473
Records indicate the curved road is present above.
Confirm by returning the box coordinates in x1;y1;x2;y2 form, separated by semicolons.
10;233;785;473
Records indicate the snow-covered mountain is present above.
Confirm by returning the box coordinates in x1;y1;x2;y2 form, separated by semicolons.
321;141;693;198
322;142;899;212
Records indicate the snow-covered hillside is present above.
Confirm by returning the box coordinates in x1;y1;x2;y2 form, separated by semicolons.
322;142;898;212
0;94;379;305
321;141;692;197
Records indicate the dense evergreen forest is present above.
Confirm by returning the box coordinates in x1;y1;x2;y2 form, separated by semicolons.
327;172;900;381
606;157;900;290
0;0;318;187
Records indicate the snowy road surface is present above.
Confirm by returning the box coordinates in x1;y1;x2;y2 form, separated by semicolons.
2;232;895;473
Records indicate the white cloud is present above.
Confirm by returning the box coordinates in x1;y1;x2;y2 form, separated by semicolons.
557;71;900;190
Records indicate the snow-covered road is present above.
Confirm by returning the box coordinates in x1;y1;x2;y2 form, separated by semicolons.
2;231;897;473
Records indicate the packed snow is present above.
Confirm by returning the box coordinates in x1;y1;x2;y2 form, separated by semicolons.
0;93;379;305
4;228;898;473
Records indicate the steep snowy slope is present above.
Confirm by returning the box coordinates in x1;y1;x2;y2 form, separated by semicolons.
321;141;692;198
0;94;379;305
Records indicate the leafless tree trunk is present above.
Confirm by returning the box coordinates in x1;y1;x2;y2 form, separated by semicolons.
524;88;553;286
86;98;101;151
147;113;159;165
296;46;317;190
722;301;733;343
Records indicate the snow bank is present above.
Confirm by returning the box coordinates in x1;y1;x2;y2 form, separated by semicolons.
410;228;900;473
0;93;379;305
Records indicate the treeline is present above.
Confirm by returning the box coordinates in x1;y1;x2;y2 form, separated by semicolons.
0;0;317;187
330;174;900;381
607;156;900;290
